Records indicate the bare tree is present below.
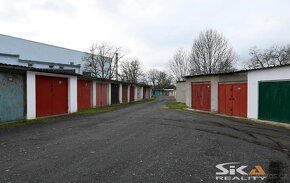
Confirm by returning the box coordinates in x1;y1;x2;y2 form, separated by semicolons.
156;71;173;89
247;45;290;69
145;69;174;89
119;58;144;83
82;42;121;79
169;47;189;81
188;29;236;75
147;69;160;87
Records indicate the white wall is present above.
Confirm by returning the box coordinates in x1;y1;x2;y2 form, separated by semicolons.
119;84;122;104
134;86;137;101
68;76;78;113
26;71;36;119
127;85;130;102
247;66;290;119
92;81;97;107
176;82;186;103
108;83;111;105
141;86;144;99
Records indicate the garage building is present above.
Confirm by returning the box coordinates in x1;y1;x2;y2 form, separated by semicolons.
248;65;290;124
180;64;290;124
185;72;248;116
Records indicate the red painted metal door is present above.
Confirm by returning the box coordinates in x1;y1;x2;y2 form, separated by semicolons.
218;83;247;117
96;83;107;107
233;83;247;117
77;80;91;111
36;75;68;117
122;85;128;103
130;86;135;102
225;85;233;115
165;91;168;96
191;83;211;111
218;84;226;114
143;87;146;99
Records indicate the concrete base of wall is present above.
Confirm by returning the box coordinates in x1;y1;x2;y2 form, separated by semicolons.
185;108;290;129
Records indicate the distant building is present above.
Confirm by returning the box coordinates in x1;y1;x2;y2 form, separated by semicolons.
0;34;85;74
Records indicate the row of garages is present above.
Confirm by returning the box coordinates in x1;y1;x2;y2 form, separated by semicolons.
153;89;175;97
0;64;152;122
176;65;290;124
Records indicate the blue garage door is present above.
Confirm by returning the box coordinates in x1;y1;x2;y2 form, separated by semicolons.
0;72;25;122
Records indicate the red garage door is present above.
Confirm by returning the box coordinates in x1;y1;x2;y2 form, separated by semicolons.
96;83;107;107
77;80;91;111
130;86;135;102
122;85;128;103
192;83;211;111
36;75;68;117
218;83;247;117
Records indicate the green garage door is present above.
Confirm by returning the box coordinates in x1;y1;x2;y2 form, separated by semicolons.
259;81;290;124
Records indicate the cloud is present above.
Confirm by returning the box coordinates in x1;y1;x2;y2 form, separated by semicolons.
0;0;289;70
35;0;77;16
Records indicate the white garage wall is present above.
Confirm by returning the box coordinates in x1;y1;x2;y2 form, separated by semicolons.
119;84;122;104
176;82;186;103
127;85;130;102
247;66;290;119
68;76;78;113
27;71;36;119
141;86;144;99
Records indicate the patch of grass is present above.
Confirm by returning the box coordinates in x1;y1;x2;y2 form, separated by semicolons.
0;97;156;129
170;98;176;101
75;106;116;115
166;102;186;110
0;117;63;129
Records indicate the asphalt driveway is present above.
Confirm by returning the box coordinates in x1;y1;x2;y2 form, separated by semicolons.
0;96;289;183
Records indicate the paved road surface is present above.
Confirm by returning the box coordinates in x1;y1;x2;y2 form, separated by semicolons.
0;96;289;182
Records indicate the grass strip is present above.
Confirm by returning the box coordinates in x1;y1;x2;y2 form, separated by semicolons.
166;102;187;110
0;97;156;129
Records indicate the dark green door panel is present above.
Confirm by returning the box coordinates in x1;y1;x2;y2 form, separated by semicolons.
268;82;281;122
259;83;270;120
280;82;290;123
259;81;290;124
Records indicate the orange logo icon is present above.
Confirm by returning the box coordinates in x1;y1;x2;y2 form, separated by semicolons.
249;166;266;175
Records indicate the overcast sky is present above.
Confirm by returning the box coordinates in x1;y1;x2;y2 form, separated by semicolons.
0;0;289;70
